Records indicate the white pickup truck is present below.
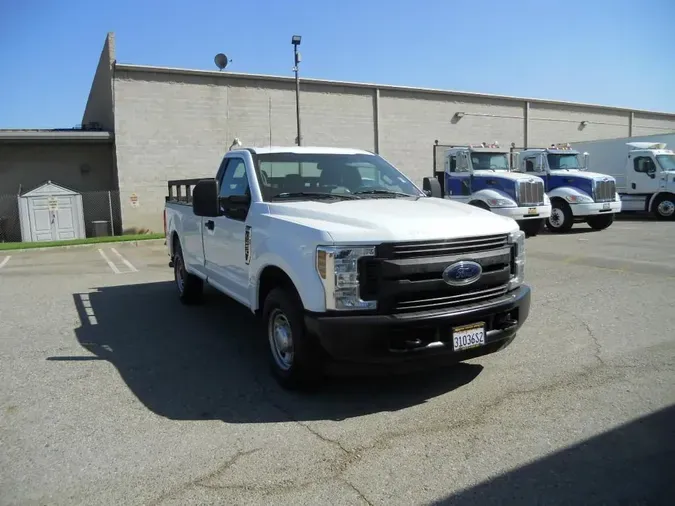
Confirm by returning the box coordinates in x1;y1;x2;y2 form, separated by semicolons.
164;145;531;388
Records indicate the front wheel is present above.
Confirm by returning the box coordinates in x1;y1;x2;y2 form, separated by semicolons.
546;200;574;233
262;287;324;389
586;214;615;231
652;194;675;220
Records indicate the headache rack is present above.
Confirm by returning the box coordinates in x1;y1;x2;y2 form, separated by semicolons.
166;179;206;205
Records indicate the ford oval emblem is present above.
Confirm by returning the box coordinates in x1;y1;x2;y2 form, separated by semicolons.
442;261;482;287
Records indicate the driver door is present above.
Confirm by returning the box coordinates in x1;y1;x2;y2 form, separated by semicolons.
629;155;660;193
202;157;251;304
445;153;472;201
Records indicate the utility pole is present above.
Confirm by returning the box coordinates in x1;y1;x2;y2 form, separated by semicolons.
292;35;302;146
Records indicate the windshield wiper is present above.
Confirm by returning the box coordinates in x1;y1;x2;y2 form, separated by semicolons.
270;191;358;200
352;189;418;198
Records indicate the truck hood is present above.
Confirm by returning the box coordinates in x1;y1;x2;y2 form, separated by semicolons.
474;171;544;183
550;170;615;181
267;197;518;243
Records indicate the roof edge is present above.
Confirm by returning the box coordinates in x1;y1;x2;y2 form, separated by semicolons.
114;63;675;118
0;131;114;142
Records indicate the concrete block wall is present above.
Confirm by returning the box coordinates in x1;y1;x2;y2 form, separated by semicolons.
110;64;675;232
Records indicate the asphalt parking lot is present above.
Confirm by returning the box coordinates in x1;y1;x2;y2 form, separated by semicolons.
1;219;675;506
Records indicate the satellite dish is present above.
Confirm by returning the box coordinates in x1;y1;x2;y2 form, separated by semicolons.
214;53;229;71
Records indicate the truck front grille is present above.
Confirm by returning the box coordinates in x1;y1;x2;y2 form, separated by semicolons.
594;179;616;202
517;180;545;206
360;234;513;314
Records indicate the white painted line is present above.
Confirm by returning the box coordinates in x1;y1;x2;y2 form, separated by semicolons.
0;256;10;269
98;249;121;274
79;294;98;325
110;248;138;272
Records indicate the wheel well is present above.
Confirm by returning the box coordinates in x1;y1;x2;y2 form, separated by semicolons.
651;192;675;210
171;232;180;255
257;266;299;314
469;200;490;210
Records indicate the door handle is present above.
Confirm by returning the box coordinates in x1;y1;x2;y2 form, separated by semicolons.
205;220;215;231
631;183;636;189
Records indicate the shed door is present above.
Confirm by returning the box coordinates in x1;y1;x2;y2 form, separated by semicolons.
52;196;76;240
28;195;77;241
28;197;56;241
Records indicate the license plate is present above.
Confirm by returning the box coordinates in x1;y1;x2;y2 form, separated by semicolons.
527;207;537;215
602;203;610;210
452;322;486;351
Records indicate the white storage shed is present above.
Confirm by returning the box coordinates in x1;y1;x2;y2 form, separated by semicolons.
19;181;86;242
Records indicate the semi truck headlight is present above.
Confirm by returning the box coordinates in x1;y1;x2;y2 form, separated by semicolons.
544;193;551;204
316;246;377;310
565;194;594;204
508;230;525;290
487;198;517;208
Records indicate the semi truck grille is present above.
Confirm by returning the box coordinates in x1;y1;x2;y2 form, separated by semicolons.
360;234;513;314
517;180;545;206
594;179;616;202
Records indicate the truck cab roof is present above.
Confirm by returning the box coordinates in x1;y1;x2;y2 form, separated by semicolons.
228;146;374;156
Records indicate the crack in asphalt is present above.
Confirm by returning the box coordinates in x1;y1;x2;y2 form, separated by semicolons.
579;317;607;366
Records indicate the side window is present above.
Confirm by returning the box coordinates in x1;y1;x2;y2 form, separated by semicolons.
449;156;457;172
218;158;249;198
633;156;655;174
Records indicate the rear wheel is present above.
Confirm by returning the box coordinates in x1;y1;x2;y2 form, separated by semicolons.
262;287;323;389
546;200;574;233
586;214;614;230
173;241;204;304
652;194;675;220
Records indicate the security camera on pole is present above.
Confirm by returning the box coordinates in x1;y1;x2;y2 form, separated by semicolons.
292;35;302;146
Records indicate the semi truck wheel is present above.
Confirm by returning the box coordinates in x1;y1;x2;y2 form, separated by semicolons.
263;286;323;389
173;241;204;304
652;194;675;220
546;200;574;233
586;214;614;230
519;219;544;237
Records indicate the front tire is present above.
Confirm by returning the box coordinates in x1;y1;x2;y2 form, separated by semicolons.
586;214;614;230
546;200;574;233
652;194;675;220
173;241;204;305
262;287;323;389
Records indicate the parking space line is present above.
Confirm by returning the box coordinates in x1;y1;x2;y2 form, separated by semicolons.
110;248;139;272
0;255;10;269
78;293;98;325
98;249;121;274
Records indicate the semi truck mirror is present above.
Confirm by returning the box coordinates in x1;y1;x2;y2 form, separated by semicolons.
583;152;590;171
193;179;220;217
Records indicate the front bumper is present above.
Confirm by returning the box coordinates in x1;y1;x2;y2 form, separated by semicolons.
493;205;551;220
304;285;531;365
570;200;622;217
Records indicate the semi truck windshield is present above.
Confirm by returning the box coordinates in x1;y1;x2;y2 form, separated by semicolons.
547;154;581;170
656;154;675;171
470;153;510;171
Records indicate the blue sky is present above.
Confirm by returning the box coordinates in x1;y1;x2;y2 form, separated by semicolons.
1;0;673;129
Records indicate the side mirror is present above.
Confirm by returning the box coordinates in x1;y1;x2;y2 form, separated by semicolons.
512;152;521;171
193;179;220;217
583;152;590;171
422;176;443;198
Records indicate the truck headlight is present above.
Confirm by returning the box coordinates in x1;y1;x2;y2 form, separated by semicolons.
565;194;594;204
486;198;517;208
544;193;551;204
316;246;377;310
508;230;525;290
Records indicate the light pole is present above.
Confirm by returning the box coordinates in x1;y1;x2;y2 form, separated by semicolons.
292;35;302;146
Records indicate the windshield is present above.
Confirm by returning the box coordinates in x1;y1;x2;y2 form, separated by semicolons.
656;154;675;171
255;153;423;201
470;153;510;171
547;153;581;170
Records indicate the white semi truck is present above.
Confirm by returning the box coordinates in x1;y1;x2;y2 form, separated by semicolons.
571;133;675;220
426;142;551;237
513;144;622;232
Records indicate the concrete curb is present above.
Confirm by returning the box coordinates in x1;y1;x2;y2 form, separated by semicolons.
0;238;166;254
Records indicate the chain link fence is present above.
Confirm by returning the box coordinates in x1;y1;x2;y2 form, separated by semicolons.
0;190;122;243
